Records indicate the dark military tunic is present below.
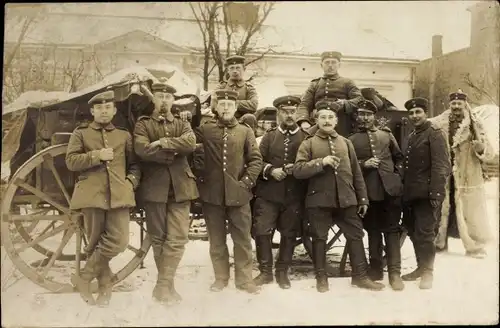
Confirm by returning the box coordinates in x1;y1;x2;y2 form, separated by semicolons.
210;80;259;119
253;125;308;237
348;126;404;201
133;112;199;204
66;122;140;210
297;73;363;136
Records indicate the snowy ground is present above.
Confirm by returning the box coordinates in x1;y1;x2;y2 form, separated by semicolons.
1;179;498;326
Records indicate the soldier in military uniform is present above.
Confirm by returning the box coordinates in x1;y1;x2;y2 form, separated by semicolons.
293;100;385;293
401;97;451;290
66;90;141;306
133;82;198;304
196;90;263;294
210;55;259;126
348;99;405;291
297;51;363;136
252;95;308;289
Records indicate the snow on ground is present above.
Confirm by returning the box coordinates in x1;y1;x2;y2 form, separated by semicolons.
1;179;498;326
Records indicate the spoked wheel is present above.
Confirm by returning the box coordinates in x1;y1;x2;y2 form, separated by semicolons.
1;144;150;293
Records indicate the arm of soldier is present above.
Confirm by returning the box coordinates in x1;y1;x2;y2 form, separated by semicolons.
296;83;315;126
240;128;263;189
429;129;451;201
343;80;363;114
65;130;102;172
388;132;405;174
159;121;196;155
125;132;141;189
346;139;369;206
133;120;174;164
236;84;258;115
259;132;273;180
292;140;324;179
472;133;495;163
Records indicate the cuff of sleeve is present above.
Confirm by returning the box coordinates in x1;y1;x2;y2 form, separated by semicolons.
240;176;254;189
262;164;274;180
126;175;138;189
89;150;101;166
358;197;369;206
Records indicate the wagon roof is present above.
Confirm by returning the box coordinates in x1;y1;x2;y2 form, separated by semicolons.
3;64;200;116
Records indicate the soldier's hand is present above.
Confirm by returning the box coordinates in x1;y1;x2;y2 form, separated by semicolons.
148;140;162;149
179;110;192;122
322;155;340;169
471;140;485;154
300;121;311;130
99;148;114;161
430;199;441;208
284;164;294;175
270;168;287;181
363;157;380;169
357;205;368;218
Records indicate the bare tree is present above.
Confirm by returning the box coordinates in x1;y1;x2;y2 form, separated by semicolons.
189;2;276;90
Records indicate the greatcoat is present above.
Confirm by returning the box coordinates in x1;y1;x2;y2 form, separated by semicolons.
429;106;495;252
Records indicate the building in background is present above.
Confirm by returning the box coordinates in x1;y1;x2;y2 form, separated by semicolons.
414;2;499;116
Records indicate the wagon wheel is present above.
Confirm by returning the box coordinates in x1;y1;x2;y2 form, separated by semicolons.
1;144;151;293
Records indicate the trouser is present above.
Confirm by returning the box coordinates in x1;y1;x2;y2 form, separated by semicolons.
252;198;302;238
143;200;191;281
202;202;253;287
447;177;460;238
81;207;130;259
402;199;440;273
363;196;402;274
307;206;369;279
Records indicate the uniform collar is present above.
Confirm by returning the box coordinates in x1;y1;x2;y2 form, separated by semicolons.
323;73;340;80
228;79;245;87
315;129;339;139
217;117;239;128
90;121;115;131
358;125;377;132
151;111;174;123
414;120;431;133
278;124;300;135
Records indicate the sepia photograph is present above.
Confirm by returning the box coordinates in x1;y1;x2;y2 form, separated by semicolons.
1;1;499;326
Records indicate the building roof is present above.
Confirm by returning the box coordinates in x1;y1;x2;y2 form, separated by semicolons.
4;11;419;60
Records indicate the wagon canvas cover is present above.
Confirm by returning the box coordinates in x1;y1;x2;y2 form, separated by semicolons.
2;64;200;169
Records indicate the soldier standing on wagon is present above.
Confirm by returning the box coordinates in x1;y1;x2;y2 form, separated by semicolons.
297;51;363;136
401;97;451;290
197;90;263;294
66;90;141;306
210;55;259;128
348;100;405;291
133;82;198;304
252;95;309;289
293;100;385;293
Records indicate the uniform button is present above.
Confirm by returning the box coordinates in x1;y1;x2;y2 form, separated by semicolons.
223;162;226;166
224;150;227;153
223;156;227;160
361;198;366;201
325;90;329;94
223;168;226;171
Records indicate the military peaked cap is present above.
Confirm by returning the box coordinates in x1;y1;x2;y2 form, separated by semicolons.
321;51;342;62
357;99;378;113
151;80;177;94
225;55;245;66
215;90;238;101
273;95;301;109
449;90;467;102
404;97;429;111
88;90;115;105
315;100;341;112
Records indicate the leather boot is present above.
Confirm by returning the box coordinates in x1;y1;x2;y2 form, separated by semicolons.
275;237;295;289
253;235;274;286
367;232;384;281
312;240;329;293
402;238;423;281
151;244;167;302
419;242;435;290
348;240;385;291
385;232;404;291
96;256;113;307
72;251;100;306
160;242;185;304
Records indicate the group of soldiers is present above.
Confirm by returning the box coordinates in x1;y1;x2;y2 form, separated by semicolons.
65;51;494;307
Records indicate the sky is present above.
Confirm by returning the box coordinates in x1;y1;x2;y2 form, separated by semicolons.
6;1;486;60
